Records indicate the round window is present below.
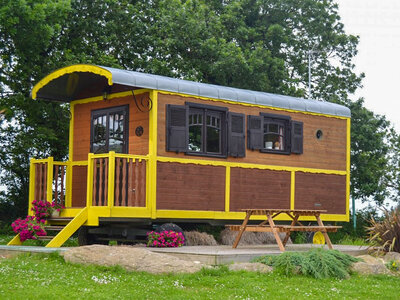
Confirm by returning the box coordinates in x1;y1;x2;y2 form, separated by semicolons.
316;129;323;140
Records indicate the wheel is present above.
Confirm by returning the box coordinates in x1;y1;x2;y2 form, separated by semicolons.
155;223;186;245
307;231;325;245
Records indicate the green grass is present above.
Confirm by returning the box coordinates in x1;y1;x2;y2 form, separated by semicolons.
0;234;79;247
0;253;398;300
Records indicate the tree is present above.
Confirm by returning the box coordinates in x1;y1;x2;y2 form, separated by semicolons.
0;0;398;221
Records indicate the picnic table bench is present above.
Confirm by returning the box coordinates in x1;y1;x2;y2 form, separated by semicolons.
226;209;341;252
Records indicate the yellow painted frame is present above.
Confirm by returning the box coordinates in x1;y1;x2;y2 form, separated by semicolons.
31;64;113;100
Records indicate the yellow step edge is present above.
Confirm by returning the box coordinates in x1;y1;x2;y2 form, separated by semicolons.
45;207;88;248
7;234;22;246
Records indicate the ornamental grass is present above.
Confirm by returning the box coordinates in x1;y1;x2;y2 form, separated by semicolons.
367;206;400;253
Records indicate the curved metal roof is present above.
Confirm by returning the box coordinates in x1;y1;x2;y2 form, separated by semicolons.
32;64;351;118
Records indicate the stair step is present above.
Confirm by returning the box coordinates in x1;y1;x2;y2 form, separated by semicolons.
38;236;55;241
49;217;73;221
44;226;65;231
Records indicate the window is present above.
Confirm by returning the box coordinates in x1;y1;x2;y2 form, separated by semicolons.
248;113;303;154
90;105;129;154
166;103;245;158
188;108;223;155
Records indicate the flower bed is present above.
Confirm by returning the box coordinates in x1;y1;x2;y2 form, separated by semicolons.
11;200;64;242
147;231;185;248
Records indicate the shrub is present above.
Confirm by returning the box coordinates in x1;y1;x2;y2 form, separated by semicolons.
253;248;359;279
367;206;400;252
146;231;185;247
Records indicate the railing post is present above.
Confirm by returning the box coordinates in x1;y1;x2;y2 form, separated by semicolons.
46;157;54;203
28;159;36;216
65;161;73;208
107;151;116;208
86;153;94;207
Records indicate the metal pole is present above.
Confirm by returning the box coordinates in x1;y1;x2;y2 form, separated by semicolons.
308;50;312;99
352;197;356;230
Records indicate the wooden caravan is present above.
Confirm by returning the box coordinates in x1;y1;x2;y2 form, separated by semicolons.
9;64;350;247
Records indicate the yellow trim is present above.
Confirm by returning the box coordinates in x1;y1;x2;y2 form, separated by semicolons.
225;166;231;212
111;207;151;218
28;159;35;215
290;171;295;210
155;209;349;222
86;153;94;207
156;156;347;175
7;234;22;246
71;161;89;166
107;151;116;208
46;157;53;203
71;89;151;105
148;91;158;219
31;65;113;100
53;207;348;222
46;208;88;247
159;91;349;120
346;118;351;221
69;102;74;161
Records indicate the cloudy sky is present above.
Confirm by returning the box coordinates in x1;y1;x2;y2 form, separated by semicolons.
337;0;400;131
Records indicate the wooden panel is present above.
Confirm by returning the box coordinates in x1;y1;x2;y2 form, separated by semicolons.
157;93;347;171
114;158;146;207
157;162;225;211
295;172;346;214
230;168;291;211
71;166;87;207
73;93;150;161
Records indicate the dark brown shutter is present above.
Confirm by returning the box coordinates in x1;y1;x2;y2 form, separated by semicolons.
247;115;263;150
166;105;187;152
291;121;303;154
228;112;246;157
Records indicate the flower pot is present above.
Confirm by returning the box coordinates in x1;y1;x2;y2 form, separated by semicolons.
51;210;60;218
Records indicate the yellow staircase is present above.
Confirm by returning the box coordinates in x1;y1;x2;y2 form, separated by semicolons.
7;208;88;248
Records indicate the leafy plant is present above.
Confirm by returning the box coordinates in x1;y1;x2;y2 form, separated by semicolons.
146;231;185;248
386;260;399;272
367;206;400;252
253;248;359;279
32;200;65;220
11;216;46;241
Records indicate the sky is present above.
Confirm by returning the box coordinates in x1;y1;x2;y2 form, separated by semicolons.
337;0;400;132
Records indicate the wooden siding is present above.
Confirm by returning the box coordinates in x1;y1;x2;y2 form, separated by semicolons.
230;168;291;211
73;94;149;161
71;165;87;207
157;93;347;171
294;172;346;214
156;162;225;211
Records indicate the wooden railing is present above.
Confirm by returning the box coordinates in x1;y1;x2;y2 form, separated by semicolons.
87;152;148;208
29;152;148;212
30;158;68;208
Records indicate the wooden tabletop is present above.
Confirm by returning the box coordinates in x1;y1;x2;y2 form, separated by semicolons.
241;208;327;216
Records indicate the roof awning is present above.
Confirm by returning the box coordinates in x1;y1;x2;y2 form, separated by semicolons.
31;64;351;118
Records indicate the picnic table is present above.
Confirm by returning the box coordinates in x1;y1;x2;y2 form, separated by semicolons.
226;209;341;252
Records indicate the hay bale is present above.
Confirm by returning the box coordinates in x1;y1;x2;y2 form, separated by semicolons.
220;228;292;245
184;231;218;246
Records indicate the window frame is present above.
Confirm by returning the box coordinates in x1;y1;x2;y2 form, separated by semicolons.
185;102;228;158
260;112;291;155
90;105;129;154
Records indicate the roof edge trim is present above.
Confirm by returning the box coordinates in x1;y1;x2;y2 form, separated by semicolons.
31;64;113;100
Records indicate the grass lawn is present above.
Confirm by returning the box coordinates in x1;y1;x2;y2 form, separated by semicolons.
0;253;398;300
